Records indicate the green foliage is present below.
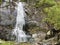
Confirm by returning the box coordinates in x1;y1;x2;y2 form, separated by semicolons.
0;0;2;5
0;0;2;2
43;2;60;30
35;0;55;8
0;39;31;45
20;0;27;2
0;39;15;45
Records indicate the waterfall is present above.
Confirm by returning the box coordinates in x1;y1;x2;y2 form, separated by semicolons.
12;2;28;42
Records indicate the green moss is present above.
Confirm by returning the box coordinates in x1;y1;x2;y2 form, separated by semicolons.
35;0;56;8
0;40;15;45
0;0;2;5
0;39;31;45
43;2;60;30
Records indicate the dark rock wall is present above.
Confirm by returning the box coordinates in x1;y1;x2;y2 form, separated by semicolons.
0;7;16;41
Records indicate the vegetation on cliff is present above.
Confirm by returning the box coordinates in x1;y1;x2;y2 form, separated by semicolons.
43;2;60;30
0;0;2;5
28;0;60;30
35;0;55;8
0;0;60;45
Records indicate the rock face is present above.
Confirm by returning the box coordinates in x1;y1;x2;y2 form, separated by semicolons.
0;1;48;41
0;26;12;41
24;2;48;32
24;1;60;45
0;8;16;25
0;8;17;40
0;1;60;45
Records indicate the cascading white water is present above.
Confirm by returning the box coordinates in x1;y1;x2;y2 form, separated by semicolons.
12;2;28;42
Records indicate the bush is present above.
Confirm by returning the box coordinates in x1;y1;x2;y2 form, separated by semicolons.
43;2;60;30
35;0;55;8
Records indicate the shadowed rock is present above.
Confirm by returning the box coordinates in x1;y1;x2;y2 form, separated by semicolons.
0;8;16;25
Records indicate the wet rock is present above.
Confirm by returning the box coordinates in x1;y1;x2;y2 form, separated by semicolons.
0;8;16;26
0;7;16;41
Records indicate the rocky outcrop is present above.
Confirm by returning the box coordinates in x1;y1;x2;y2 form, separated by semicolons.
24;1;60;45
0;1;60;45
24;2;49;33
0;8;16;25
0;7;16;40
